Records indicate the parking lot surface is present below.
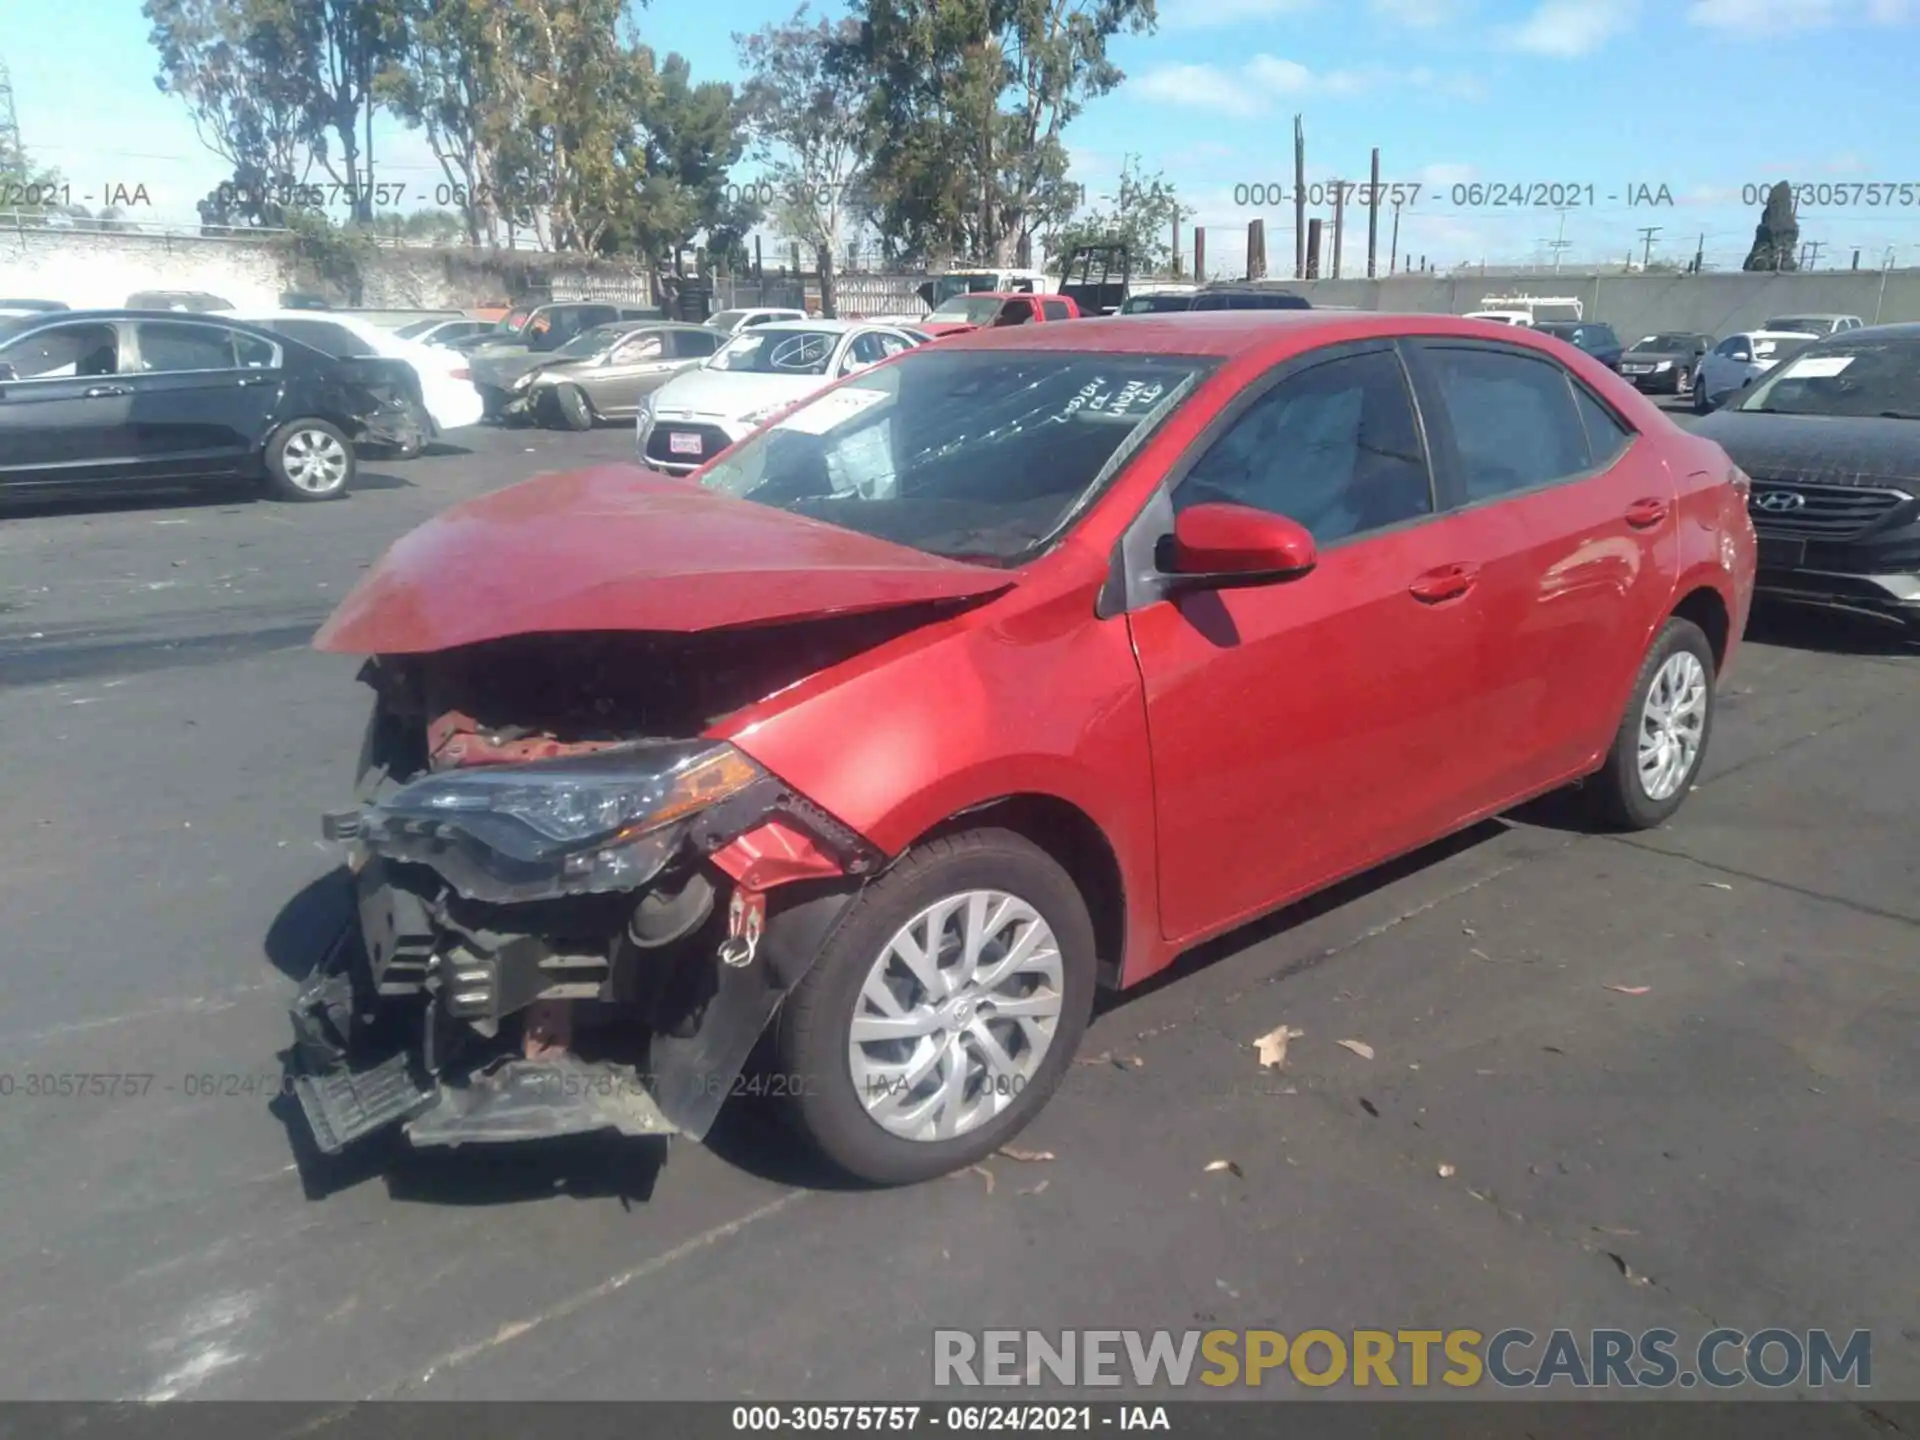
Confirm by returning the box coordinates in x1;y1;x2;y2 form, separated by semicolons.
0;415;1915;1402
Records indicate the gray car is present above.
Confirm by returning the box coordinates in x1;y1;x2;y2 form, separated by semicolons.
498;322;731;429
460;302;662;415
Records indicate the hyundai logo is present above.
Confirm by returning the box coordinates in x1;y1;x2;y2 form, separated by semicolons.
1754;490;1807;513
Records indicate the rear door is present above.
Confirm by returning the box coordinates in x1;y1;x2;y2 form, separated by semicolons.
1128;342;1493;940
0;319;135;485
126;320;285;475
1403;340;1677;797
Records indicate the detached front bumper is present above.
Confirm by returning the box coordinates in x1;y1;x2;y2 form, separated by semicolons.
287;739;880;1157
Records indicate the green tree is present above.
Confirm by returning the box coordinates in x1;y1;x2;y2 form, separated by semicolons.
627;48;756;266
736;6;874;315
1049;154;1185;275
1744;180;1800;272
833;0;1155;266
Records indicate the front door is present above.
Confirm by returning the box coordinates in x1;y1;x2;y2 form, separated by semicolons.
1128;342;1490;942
1402;341;1680;798
0;319;134;487
586;330;679;415
125;320;285;477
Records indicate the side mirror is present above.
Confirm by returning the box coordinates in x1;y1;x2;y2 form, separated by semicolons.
1162;503;1318;590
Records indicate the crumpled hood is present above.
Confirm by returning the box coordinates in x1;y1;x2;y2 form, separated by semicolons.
1692;411;1920;487
312;465;1016;655
651;367;828;421
465;349;548;387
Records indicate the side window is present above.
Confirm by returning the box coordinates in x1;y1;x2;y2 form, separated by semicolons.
874;332;915;357
843;332;891;370
610;332;665;364
995;300;1037;326
1572;385;1633;469
669;329;724;358
1719;336;1752;361
582;306;618;327
133;321;248;372
0;321;120;379
1173;349;1433;546
1041;299;1070;321
1423;346;1592;502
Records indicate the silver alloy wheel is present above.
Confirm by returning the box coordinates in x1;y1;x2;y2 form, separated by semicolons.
281;427;349;493
1637;650;1708;802
848;889;1065;1143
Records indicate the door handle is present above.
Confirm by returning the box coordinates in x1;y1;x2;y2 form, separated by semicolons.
1409;563;1479;604
84;384;132;398
1625;497;1669;529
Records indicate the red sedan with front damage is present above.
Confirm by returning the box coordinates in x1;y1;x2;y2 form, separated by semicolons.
293;312;1756;1185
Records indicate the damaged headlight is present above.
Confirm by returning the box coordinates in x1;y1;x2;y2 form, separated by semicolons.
358;741;767;904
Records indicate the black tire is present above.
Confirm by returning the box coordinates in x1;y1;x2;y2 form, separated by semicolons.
1588;617;1716;831
1692;377;1712;414
547;383;594;431
264;418;355;502
773;828;1098;1186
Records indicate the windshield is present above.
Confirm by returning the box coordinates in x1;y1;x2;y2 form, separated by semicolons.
395;317;451;340
928;274;1005;308
707;310;750;330
1764;317;1834;335
709;329;842;376
1535;323;1580;339
1738;336;1920;418
1120;294;1196;314
1631;334;1697;352
930;297;1007;324
694;350;1213;565
555;324;626;359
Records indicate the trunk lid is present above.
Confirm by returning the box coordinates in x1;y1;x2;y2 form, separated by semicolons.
313;465;1018;655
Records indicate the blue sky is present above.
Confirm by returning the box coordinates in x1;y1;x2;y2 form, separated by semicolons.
8;0;1920;272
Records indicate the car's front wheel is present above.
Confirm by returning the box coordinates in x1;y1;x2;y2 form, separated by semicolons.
774;829;1097;1185
264;419;355;501
1589;616;1716;830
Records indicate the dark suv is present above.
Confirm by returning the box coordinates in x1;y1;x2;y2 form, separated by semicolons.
1534;321;1623;371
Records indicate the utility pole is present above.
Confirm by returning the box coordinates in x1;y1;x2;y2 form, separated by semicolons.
1637;225;1661;269
1542;207;1572;272
1693;233;1704;274
1331;182;1346;279
1366;148;1381;278
1292;115;1307;280
1389;200;1402;275
1805;239;1825;269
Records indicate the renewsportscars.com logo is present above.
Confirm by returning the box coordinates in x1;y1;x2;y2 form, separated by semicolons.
933;1328;1873;1391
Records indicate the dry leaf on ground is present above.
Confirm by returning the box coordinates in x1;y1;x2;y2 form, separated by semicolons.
1204;1159;1245;1177
999;1147;1055;1162
1254;1025;1305;1069
1437;1162;1456;1177
1337;1038;1376;1060
955;1164;995;1194
1020;1179;1050;1196
1605;984;1652;996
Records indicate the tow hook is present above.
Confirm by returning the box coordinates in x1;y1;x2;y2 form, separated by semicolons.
718;886;765;968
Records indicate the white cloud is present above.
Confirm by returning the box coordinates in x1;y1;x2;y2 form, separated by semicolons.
1687;0;1911;29
1419;162;1478;187
1156;0;1319;28
1504;0;1641;55
1133;64;1267;116
1135;55;1482;114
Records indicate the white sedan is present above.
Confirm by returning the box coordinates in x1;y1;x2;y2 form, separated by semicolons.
237;310;485;452
1692;329;1820;412
704;306;809;336
637;319;923;475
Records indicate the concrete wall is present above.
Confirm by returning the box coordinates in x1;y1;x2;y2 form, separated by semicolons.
0;226;652;312
1284;269;1920;339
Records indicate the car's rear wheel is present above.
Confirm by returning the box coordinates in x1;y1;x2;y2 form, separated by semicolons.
1588;617;1716;830
773;829;1097;1185
265;419;355;501
1692;376;1712;413
546;383;594;431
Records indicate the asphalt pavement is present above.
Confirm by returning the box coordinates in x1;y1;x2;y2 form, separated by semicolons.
0;408;1915;1405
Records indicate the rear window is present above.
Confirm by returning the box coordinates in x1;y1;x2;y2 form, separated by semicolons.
697;349;1215;565
1120;294;1196;314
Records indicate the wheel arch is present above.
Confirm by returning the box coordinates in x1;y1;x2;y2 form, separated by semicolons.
908;792;1129;991
1670;581;1733;674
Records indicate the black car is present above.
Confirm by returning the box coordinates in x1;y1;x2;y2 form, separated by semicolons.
0;310;426;503
1119;284;1312;314
0;298;69;316
123;291;234;313
1619;331;1711;395
1693;323;1920;631
1533;320;1624;371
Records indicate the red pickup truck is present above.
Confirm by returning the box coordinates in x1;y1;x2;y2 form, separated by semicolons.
916;291;1082;338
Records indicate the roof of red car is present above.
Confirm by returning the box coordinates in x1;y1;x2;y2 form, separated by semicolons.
935;309;1552;359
